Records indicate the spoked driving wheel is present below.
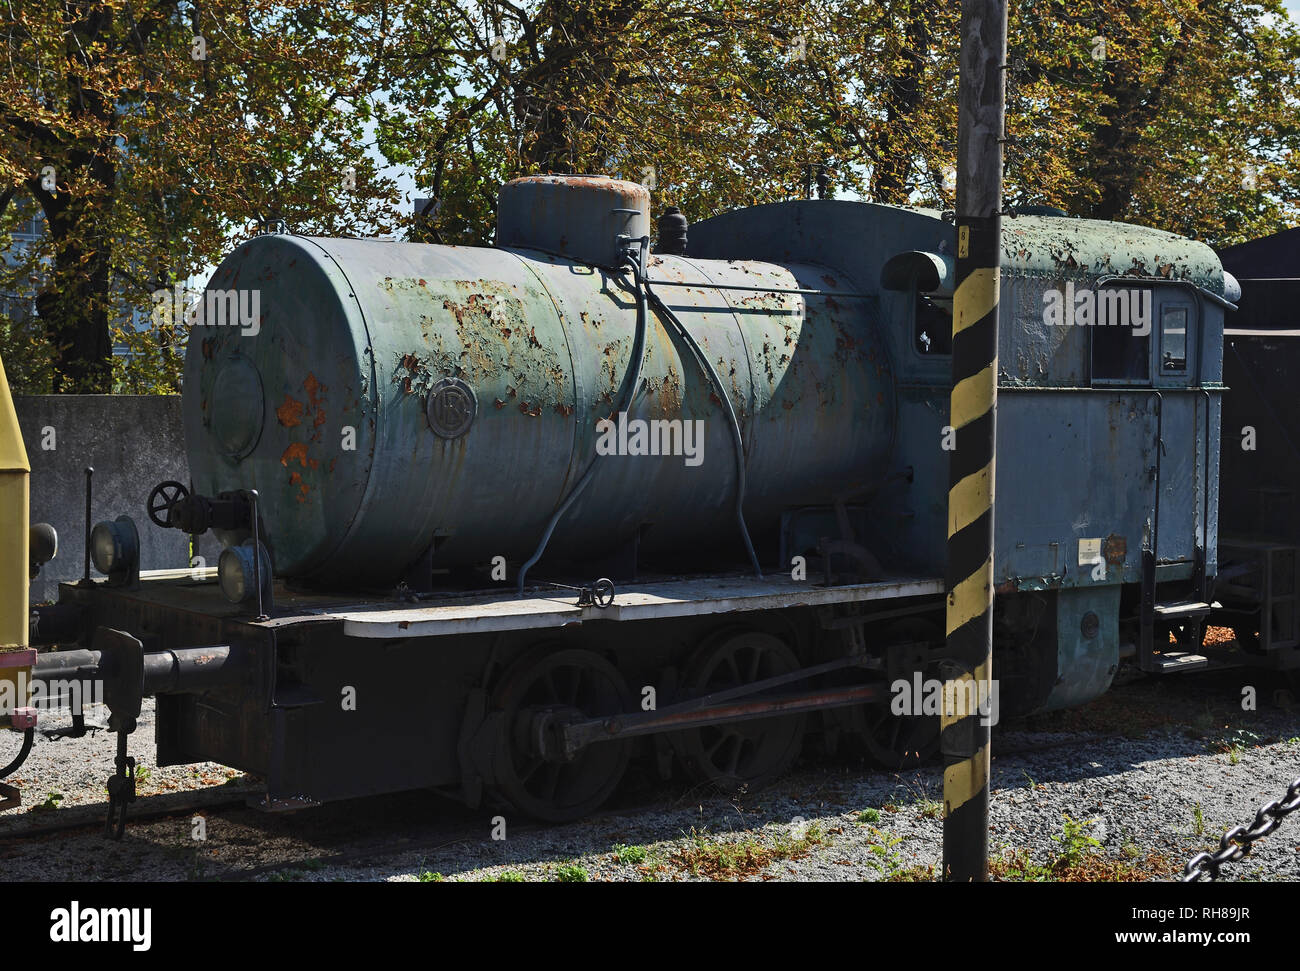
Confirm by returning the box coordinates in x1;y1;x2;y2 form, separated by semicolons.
489;647;632;822
850;619;942;770
857;687;941;770
669;630;806;793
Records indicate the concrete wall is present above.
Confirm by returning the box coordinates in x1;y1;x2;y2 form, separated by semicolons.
16;395;193;602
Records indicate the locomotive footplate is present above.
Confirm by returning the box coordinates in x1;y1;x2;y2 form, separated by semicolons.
33;570;948;827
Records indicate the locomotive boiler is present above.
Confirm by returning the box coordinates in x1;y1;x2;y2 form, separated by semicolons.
184;175;893;586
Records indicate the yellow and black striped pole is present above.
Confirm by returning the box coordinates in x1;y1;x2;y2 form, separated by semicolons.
943;0;1006;883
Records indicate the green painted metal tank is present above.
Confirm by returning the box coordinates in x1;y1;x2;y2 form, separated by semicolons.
182;178;897;585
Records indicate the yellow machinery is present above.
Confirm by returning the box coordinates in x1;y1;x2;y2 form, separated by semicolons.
0;354;36;808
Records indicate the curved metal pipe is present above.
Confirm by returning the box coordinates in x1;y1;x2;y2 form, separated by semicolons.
517;240;652;593
0;728;33;779
642;282;762;578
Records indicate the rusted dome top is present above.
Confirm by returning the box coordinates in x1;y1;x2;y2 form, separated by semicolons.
496;175;651;270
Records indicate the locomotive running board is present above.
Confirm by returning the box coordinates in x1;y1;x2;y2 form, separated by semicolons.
330;575;945;639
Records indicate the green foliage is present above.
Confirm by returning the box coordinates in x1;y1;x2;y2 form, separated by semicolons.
5;0;1298;390
555;864;589;882
611;843;648;864
1052;814;1103;870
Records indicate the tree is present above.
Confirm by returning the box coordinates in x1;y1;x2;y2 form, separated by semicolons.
0;1;404;392
1005;0;1300;242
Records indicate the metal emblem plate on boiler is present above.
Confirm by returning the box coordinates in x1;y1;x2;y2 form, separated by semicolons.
426;377;477;439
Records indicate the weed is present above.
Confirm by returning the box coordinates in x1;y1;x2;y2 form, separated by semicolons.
612;843;648;865
989;817;1175;881
916;799;943;820
34;791;63;812
671;824;824;880
486;871;525;883
856;808;881;825
1209;728;1261;759
1053;814;1102;869
1192;803;1205;837
418;871;444;882
888;863;936;882
861;827;907;875
556;864;588;882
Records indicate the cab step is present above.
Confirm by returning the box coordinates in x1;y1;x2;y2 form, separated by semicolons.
1153;600;1220;619
1152;651;1209;673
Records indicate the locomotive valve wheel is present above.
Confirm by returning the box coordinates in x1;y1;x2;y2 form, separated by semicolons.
669;630;806;792
489;647;632;822
147;481;189;530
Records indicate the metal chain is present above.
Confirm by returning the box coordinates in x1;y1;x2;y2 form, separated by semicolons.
1181;776;1300;881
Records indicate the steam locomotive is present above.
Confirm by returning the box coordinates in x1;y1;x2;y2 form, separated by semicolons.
13;174;1288;828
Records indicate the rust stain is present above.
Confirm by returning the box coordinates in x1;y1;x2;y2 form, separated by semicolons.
1103;533;1127;567
276;395;305;427
304;372;325;409
281;442;309;467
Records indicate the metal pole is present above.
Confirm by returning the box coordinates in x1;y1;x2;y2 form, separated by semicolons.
942;0;1006;883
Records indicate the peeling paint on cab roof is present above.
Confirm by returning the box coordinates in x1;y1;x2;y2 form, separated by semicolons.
882;205;1225;295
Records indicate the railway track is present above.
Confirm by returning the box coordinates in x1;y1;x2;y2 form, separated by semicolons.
0;714;1244;883
0;730;1131;844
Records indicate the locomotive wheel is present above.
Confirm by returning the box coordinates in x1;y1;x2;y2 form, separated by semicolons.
852;619;942;770
857;685;942;770
669;630;806;793
489;647;632;822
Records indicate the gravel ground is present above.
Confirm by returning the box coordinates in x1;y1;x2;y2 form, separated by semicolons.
1;665;1297;882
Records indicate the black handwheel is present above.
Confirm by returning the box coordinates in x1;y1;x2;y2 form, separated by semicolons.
593;578;615;608
147;481;189;529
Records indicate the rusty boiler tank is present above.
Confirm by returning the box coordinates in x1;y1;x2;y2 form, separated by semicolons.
182;176;897;585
